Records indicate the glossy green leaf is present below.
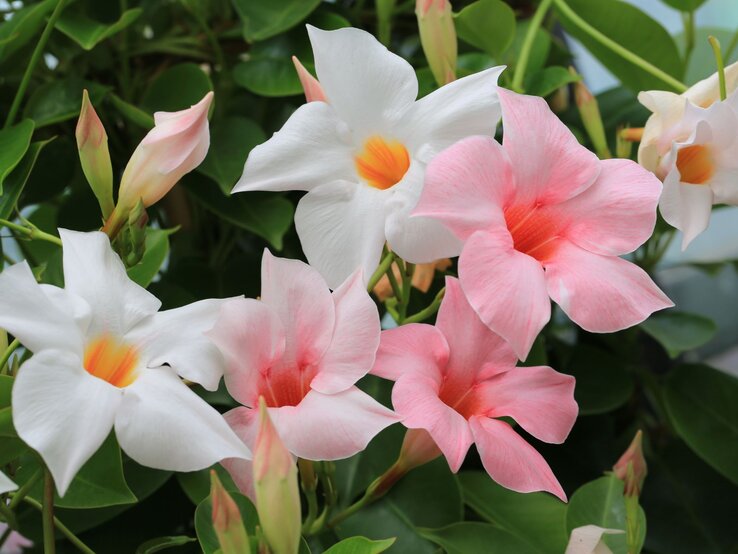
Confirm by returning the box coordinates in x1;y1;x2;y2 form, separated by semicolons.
664;364;738;484
454;0;516;58
127;228;176;287
563;345;634;415
176;464;239;505
458;471;568;554
141;63;213;113
323;537;396;554
641;311;717;358
679;27;738;86
0;138;53;220
22;79;109;128
419;522;539;554
661;0;708;11
135;536;196;553
0;374;12;407
525;66;580;97
232;35;307;98
0;0;55;64
555;0;684;92
56;8;143;50
502;20;550;75
198;117;266;194
232;0;321;42
0;119;34;195
195;489;258;554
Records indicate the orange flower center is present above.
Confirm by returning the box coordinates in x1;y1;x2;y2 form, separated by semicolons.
355;136;410;190
676;144;714;185
504;204;562;262
84;334;139;388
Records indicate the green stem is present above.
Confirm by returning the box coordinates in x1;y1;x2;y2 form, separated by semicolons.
682;11;695;66
0;526;12;550
298;459;319;534
709;36;727;101
553;0;688;93
0;219;62;246
367;250;396;292
397;262;414;322
8;469;41;510
404;287;446;324
43;470;55;554
21;495;95;554
512;0;553;92
0;501;17;531
0;338;20;375
3;0;68;128
385;261;403;305
725;26;738;61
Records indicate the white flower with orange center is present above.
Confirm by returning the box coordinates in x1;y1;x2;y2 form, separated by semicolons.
234;25;503;288
659;94;738;248
0;230;250;495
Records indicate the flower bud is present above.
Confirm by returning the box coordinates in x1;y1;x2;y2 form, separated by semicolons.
292;56;326;103
253;397;301;554
76;90;114;219
613;430;647;497
572;70;611;159
210;470;251;554
416;0;457;86
397;428;442;472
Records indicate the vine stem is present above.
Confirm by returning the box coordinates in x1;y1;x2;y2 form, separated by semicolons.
511;0;553;92
366;250;396;293
43;470;55;554
552;0;688;93
0;338;20;374
404;287;445;324
3;0;68;129
0;219;62;246
19;495;95;554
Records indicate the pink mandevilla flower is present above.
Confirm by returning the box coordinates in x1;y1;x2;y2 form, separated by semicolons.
372;277;577;500
414;88;674;360
207;250;399;498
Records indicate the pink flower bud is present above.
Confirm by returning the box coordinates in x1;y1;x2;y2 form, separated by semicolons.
76;90;114;218
210;470;251;554
253;397;301;554
292;56;326;103
397;428;442;471
613;430;647;497
415;0;457;86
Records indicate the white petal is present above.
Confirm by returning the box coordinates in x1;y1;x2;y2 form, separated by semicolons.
126;298;232;391
308;25;418;136
59;229;160;336
0;471;16;494
565;525;624;554
115;368;250;472
0;262;84;354
233;101;355;193
295;180;388;289
659;168;714;249
12;350;121;495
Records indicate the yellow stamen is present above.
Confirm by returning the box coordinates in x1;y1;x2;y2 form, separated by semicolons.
676;144;714;185
355;136;410;190
84;334;139;388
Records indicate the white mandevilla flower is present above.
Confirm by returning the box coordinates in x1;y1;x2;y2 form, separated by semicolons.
234;25;503;288
658;92;738;248
0;230;250;495
565;525;625;554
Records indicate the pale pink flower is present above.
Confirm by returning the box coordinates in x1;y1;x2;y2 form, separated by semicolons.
414;88;673;360
371;277;577;501
207;250;398;498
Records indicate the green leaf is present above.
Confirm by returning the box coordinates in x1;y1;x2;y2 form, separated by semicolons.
323;537;396;554
454;0;516;58
0;0;55;64
678;27;738;87
23;79;109;128
641;311;717;358
0;119;34;195
195;490;258;554
525;66;580;98
56;8;142;50
0;138;53;220
108;93;154;130
458;471;568;554
419;522;539;554
135;536;196;553
183;174;294;250
503;20;550;76
660;0;708;11
231;0;322;42
141;63;213;113
127;228;176;287
198;117;266;194
555;0;684;92
232;35;307;97
176;464;239;505
664;364;738;485
0;374;12;407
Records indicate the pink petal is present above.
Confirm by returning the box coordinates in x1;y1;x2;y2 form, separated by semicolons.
311;269;381;395
458;229;551;361
370;323;449;381
469;415;566;501
498;88;600;206
392;372;473;472
292;55;326;103
222;407;259;500
413;135;510;241
544;240;673;333
559;159;662;256
269;388;399;460
480;365;577;443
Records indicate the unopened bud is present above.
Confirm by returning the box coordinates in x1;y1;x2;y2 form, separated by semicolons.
613;430;647;497
76;90;114;219
124;199;148;266
571;70;611;159
416;0;457;86
211;470;251;554
292;56;326;103
397;428;441;472
615;126;633;159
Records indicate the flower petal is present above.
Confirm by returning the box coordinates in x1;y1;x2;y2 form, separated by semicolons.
481;365;577;443
311;269;380;394
659;167;714;250
222;407;259;500
499;88;600;206
413;135;511;241
566;525;623;554
371;323;448;381
12;350;121;495
561;159;662;256
59;229;160;336
307;25;418;135
295;180;388;289
0;471;16;495
470;415;566;501
458;229;551;361
233;101;355;193
544;240;673;333
392;371;473;472
115;368;250;472
269;387;399;460
0;262;84;354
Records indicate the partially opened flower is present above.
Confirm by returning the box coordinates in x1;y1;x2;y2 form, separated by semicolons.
208;250;398;497
414;88;673;359
234;25;503;288
0;230;249;495
371;277;577;500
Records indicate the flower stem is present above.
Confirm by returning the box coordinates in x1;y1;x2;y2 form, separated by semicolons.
367;249;396;293
8;469;41;510
709;36;727;101
43;470;55;554
404;286;445;324
3;0;68;129
20;495;95;554
0;338;20;375
553;0;688;93
0;219;62;246
298;459;319;534
512;0;553;92
682;11;696;66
